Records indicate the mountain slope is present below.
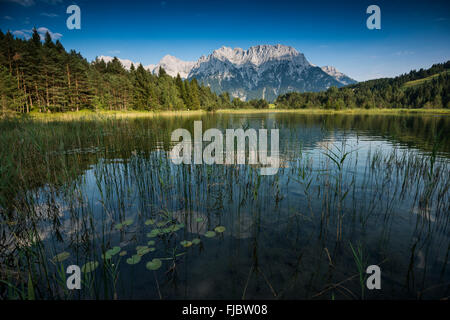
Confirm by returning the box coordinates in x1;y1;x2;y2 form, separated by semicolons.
276;60;450;109
321;66;357;85
97;45;356;102
187;44;353;101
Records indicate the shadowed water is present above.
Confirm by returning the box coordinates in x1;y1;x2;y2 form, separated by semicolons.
0;113;449;299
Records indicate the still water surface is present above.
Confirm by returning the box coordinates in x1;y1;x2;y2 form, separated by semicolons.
2;113;449;299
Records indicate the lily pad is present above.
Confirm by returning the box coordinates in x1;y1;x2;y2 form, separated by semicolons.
161;227;172;234
101;253;112;260
145;219;155;225
123;218;134;226
52;252;70;263
106;246;121;256
81;261;99;273
195;218;204;223
137;246;152;256
147;240;155;246
126;254;141;265
205;231;216;238
146;259;162;271
156;220;170;227
180;240;192;248
192;238;201;245
114;223;123;230
147;229;161;238
214;226;226;233
119;251;127;256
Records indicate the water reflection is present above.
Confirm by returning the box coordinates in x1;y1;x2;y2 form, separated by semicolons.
0;113;448;299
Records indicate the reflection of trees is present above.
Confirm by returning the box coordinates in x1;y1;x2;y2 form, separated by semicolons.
271;113;449;154
1;113;447;211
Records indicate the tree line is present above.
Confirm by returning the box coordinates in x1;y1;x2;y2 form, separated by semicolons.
276;61;450;109
0;28;257;113
1;28;448;113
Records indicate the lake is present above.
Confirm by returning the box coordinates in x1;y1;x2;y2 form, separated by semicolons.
0;112;449;299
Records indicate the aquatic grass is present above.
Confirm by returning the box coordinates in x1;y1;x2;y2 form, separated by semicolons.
0;113;448;300
349;242;368;300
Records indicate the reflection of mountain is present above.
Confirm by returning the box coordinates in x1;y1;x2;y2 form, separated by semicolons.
3;113;448;210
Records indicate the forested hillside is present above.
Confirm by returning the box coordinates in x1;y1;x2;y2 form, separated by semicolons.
1;28;449;113
0;28;239;113
276;61;450;109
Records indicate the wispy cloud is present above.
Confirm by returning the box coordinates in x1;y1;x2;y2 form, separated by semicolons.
41;0;63;4
2;0;62;6
108;50;121;54
12;27;62;40
434;17;448;22
394;50;414;56
40;12;59;17
3;0;35;7
3;16;14;20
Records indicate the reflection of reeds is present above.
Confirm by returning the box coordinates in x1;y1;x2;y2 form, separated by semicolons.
0;114;448;299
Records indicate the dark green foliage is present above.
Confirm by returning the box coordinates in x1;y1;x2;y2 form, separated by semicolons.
276;61;450;109
0;30;249;113
2;29;447;113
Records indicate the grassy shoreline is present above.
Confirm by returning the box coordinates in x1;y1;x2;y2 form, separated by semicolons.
1;107;449;121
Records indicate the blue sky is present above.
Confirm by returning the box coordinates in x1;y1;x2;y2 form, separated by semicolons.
0;0;449;81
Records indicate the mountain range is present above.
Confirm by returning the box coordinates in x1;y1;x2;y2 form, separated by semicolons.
98;44;356;101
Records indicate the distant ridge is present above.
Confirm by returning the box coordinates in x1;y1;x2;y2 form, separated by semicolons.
97;44;357;101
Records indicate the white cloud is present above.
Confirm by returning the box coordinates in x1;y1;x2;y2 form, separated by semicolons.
394;51;414;56
12;27;62;40
2;0;62;6
12;30;30;38
41;0;63;4
40;12;59;17
4;0;35;7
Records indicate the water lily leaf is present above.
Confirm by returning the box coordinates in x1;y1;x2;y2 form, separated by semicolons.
81;261;99;273
180;240;192;247
126;254;141;265
146;259;162;271
195;218;204;223
137;246;151;256
123;218;134;226
145;219;155;225
114;223;123;230
147;240;155;246
106;246;121;256
147;229;161;238
214;226;226;233
156;220;170;227
161;227;171;234
192;238;201;245
138;248;151;256
119;251;127;256
52;252;70;263
172;224;184;231
205;231;216;238
101;253;112;260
